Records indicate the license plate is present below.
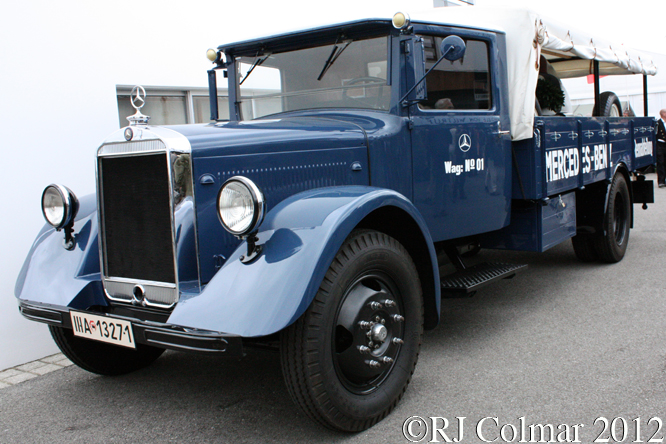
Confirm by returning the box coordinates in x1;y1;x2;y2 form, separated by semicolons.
70;311;136;349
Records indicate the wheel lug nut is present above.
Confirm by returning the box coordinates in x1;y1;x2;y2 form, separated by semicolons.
368;340;374;346
369;301;382;310
381;319;385;324
375;316;381;322
357;345;371;354
374;344;380;349
358;321;372;330
381;356;394;364
392;337;404;345
365;360;381;368
383;299;396;307
392;314;404;323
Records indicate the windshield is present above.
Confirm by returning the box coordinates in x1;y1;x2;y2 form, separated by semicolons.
236;36;390;120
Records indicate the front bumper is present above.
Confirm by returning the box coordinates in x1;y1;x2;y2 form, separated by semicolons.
18;300;243;357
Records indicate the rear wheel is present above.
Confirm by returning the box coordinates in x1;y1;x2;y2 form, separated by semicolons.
571;234;598;262
594;173;631;262
280;230;423;431
50;325;164;376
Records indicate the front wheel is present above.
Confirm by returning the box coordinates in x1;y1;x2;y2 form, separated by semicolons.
50;325;164;376
594;173;631;262
280;230;423;431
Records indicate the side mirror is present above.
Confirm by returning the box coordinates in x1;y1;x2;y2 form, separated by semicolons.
400;35;467;106
440;35;466;62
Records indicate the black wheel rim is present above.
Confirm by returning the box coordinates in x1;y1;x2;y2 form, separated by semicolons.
613;192;627;245
332;271;404;395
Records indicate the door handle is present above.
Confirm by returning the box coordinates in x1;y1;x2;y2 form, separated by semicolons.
493;121;510;136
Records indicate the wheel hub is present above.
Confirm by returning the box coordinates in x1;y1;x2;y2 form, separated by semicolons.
333;273;405;393
370;323;388;342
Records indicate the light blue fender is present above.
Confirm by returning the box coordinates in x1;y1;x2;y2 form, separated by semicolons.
169;186;441;337
15;194;105;309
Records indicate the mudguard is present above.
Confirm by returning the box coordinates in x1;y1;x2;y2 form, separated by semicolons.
16;187;440;338
169;186;440;337
15;194;105;310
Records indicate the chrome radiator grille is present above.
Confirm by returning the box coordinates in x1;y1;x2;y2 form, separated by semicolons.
97;134;193;308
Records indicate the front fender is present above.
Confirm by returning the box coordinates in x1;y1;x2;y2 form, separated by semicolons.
15;194;105;309
169;186;439;337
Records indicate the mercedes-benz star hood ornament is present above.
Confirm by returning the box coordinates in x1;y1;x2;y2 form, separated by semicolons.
126;85;151;126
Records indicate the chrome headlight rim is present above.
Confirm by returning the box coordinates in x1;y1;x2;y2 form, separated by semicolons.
41;184;78;230
216;176;265;237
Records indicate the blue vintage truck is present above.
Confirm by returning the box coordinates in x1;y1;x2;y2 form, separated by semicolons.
15;8;657;431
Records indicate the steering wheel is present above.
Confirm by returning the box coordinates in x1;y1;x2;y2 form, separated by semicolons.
343;77;387;109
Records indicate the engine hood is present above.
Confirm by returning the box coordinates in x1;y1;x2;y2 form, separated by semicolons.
169;116;368;157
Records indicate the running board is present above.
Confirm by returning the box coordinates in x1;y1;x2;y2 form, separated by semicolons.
440;262;527;297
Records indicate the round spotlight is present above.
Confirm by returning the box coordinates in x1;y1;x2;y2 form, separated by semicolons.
41;184;78;230
217;176;265;237
392;12;410;30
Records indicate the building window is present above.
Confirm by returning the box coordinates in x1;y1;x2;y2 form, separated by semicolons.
116;86;229;127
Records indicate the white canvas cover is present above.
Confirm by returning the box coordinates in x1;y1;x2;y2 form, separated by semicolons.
411;7;658;141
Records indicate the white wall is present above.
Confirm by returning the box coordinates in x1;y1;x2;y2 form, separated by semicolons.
0;0;434;370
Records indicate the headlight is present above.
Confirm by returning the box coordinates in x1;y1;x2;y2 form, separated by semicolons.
217;176;265;237
41;184;78;229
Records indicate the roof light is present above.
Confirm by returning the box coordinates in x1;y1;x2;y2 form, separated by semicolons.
392;12;410;30
206;48;219;63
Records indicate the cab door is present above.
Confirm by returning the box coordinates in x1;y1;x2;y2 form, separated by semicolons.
409;29;511;242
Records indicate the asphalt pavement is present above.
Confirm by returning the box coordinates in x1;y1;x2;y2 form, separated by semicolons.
2;174;665;444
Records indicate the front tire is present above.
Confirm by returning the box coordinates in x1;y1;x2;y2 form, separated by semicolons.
50;325;165;376
594;173;631;262
280;230;423;431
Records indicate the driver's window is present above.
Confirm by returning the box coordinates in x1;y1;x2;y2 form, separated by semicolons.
417;36;491;111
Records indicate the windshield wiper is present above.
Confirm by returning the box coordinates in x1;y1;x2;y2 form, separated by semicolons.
317;39;353;81
240;52;271;85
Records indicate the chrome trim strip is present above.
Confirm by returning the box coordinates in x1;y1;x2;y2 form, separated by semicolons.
98;139;165;156
104;278;177;308
143;329;232;353
19;305;63;325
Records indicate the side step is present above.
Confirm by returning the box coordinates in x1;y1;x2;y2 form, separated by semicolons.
440;262;527;297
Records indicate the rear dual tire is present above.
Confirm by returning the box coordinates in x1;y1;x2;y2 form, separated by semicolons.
572;173;631;263
594;174;631;262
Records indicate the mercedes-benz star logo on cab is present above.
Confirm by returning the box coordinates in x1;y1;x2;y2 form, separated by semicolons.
130;85;147;110
458;134;471;152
